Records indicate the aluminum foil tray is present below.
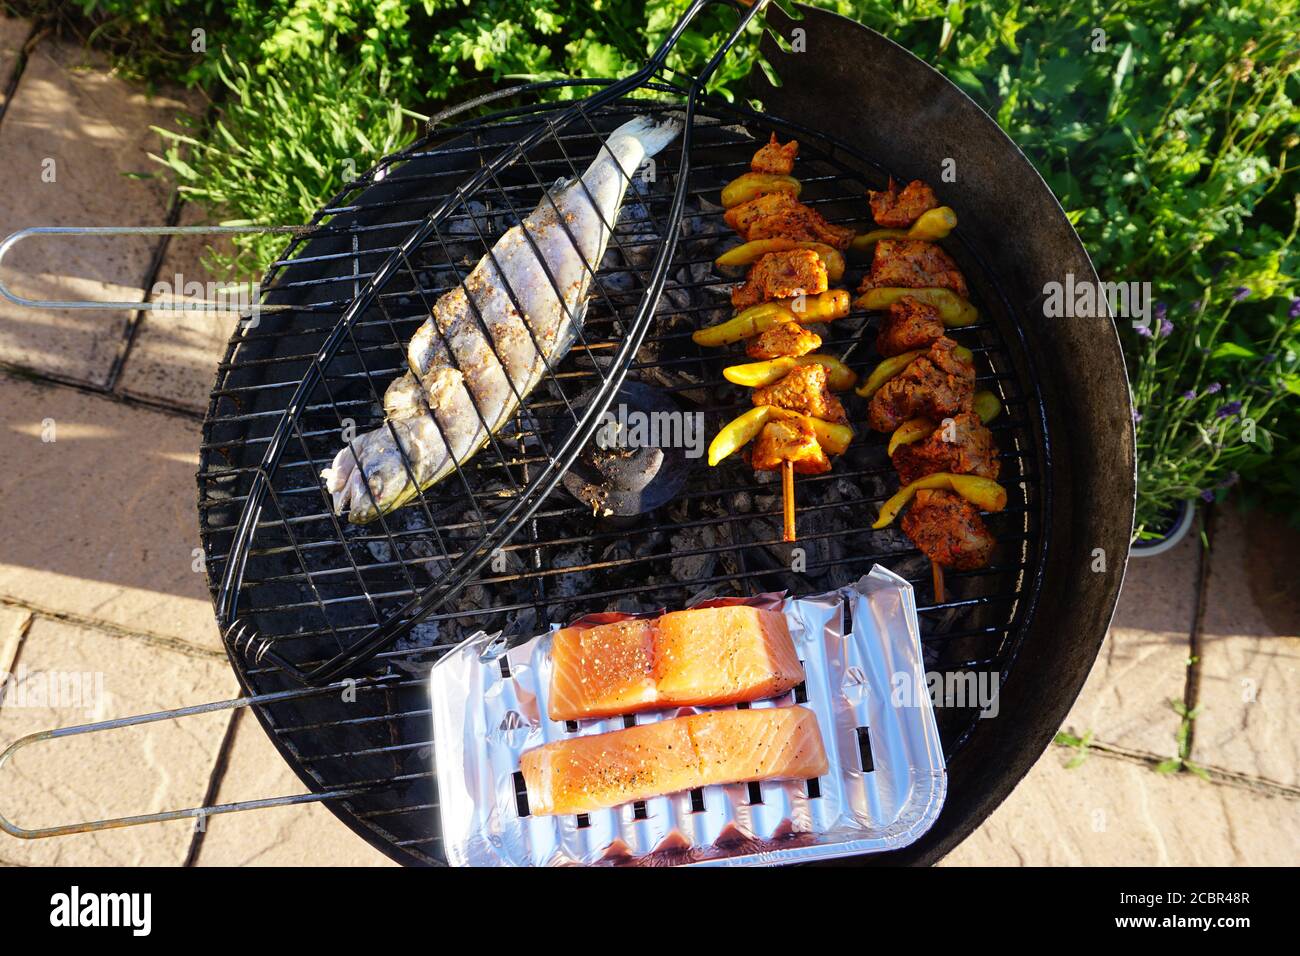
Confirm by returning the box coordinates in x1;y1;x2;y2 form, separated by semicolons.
429;565;946;866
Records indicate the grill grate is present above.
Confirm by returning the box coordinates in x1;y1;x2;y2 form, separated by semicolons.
197;91;1048;865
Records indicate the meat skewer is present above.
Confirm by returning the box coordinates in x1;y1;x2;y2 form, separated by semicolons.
848;207;1007;590
783;461;797;543
703;133;857;543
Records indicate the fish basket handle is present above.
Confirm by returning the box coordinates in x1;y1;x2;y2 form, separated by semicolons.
0;683;387;842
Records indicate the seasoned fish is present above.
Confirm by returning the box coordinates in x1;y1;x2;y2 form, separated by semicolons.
322;116;683;523
520;706;828;816
547;605;804;722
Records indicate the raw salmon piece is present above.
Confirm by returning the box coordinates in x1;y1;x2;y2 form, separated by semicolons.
545;606;805;721
654;606;804;707
546;619;657;722
520;706;828;816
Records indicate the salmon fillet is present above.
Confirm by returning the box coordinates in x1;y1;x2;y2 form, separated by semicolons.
520;706;829;816
547;606;804;721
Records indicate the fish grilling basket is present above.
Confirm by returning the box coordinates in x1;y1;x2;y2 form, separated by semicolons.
0;1;1135;865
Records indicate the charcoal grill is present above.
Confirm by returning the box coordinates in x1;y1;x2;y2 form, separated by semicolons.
0;3;1134;865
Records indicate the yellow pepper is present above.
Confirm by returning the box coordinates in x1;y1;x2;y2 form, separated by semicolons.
707;406;772;466
853;286;979;327
715;239;845;282
707;406;854;466
855;345;973;400
856;349;923;399
850;206;958;253
692;289;851;347
885;390;1003;454
720;173;801;208
886;417;936;456
871;473;1007;529
723;354;857;391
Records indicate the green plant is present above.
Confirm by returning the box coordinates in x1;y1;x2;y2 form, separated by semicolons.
1155;698;1210;780
1053;729;1095;769
149;48;416;274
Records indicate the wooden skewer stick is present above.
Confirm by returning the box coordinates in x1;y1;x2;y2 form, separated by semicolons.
782;460;797;542
931;560;946;603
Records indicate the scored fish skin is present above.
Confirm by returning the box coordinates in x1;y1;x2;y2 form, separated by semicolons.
546;606;805;722
520;706;829;816
322;115;683;524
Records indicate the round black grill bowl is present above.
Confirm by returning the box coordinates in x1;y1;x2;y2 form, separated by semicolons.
197;8;1133;865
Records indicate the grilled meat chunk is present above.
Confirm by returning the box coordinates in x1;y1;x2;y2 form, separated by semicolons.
857;238;969;299
732;248;828;309
751;418;831;475
868;336;975;432
751;133;799;176
724;192;855;250
900;489;995;570
891;412;1001;485
868;179;939;228
876;295;945;357
752;363;847;424
746;321;822;359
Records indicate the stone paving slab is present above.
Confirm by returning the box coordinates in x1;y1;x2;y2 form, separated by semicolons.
0;604;32;677
0;373;222;651
1194;506;1300;787
0;15;28;111
939;746;1300;866
0;38;196;386
117;203;240;413
194;710;396;867
0;616;235;866
1063;529;1198;757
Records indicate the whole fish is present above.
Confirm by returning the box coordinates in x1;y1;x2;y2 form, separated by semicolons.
323;116;682;524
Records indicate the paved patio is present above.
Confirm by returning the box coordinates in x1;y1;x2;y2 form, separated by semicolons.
0;15;1295;866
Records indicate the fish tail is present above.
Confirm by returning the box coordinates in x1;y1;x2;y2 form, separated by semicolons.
608;115;683;159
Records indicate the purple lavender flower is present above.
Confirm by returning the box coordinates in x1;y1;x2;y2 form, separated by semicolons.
1159;318;1174;337
1191;299;1202;312
1131;408;1142;423
1182;390;1196;400
1216;401;1243;418
1289;298;1300;319
1233;286;1251;301
1200;489;1215;502
1136;324;1153;338
1155;301;1168;322
1206;382;1222;394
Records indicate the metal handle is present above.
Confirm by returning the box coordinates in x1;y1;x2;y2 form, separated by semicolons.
0;225;306;312
0;681;389;839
